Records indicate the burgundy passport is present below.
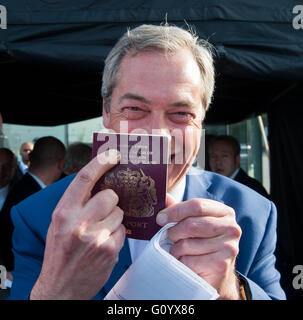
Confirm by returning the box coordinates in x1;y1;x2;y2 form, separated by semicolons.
91;132;169;240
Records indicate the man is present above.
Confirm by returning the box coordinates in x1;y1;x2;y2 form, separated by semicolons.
14;142;34;180
63;142;92;175
9;25;285;300
208;135;270;198
0;148;17;211
0;136;66;273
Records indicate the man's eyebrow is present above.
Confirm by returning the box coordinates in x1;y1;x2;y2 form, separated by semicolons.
119;93;198;109
168;100;196;108
119;93;151;104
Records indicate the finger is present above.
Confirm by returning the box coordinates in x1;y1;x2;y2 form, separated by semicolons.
167;216;232;243
58;150;120;208
170;237;218;260
170;236;238;260
84;189;119;221
98;224;126;258
177;250;236;281
156;193;177;225
157;198;234;226
91;206;124;242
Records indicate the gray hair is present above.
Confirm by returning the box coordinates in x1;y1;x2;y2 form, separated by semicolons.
101;24;215;113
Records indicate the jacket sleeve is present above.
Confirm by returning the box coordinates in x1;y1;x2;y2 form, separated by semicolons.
243;201;286;300
8;205;44;300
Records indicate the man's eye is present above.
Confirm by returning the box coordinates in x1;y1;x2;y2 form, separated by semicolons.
177;112;194;117
122;106;147;120
127;107;141;112
170;112;194;122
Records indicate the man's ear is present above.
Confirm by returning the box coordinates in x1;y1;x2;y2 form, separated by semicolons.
102;99;110;128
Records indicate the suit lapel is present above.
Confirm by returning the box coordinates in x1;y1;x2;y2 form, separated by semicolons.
183;167;219;201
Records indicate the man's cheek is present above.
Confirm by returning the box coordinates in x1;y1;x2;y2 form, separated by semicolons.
185;128;200;159
169;129;186;163
172;139;186;164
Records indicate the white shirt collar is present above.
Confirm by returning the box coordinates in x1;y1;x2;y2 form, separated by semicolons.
19;161;28;174
229;167;240;180
28;172;47;189
169;177;186;203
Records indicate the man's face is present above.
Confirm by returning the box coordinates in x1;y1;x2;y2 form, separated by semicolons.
0;151;16;188
208;141;239;177
103;49;205;191
20;142;33;164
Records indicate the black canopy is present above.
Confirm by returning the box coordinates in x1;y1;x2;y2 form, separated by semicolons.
1;0;302;125
1;0;303;299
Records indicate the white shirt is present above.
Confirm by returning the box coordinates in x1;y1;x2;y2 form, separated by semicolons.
19;161;28;174
28;172;47;189
0;184;9;211
229;167;240;180
128;177;186;262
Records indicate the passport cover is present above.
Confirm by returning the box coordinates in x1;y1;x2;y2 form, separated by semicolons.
91;132;169;240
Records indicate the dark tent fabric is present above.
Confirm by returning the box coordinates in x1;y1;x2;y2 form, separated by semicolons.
268;99;303;300
1;1;303;299
1;0;303;125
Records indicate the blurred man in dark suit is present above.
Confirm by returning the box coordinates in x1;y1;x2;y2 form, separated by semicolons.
208;135;270;199
0;136;66;279
63;142;92;175
0;148;17;211
14;142;34;181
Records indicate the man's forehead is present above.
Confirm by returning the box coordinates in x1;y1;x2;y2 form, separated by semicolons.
120;48;200;75
21;143;33;149
115;50;203;104
211;142;234;152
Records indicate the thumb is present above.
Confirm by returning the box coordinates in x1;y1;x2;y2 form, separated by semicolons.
156;193;177;226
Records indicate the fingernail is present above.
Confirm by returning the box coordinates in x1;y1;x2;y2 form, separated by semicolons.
156;212;168;226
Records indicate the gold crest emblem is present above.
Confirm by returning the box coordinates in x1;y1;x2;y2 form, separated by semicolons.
101;167;157;217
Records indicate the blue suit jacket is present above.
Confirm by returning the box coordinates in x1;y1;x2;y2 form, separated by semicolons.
9;167;286;300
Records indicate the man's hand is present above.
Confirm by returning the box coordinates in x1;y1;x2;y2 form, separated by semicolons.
157;195;242;300
30;150;125;300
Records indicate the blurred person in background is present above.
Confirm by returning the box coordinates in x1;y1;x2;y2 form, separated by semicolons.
0;136;66;280
14;142;34;180
208;135;269;199
0;148;17;298
63;142;92;175
0;148;17;211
